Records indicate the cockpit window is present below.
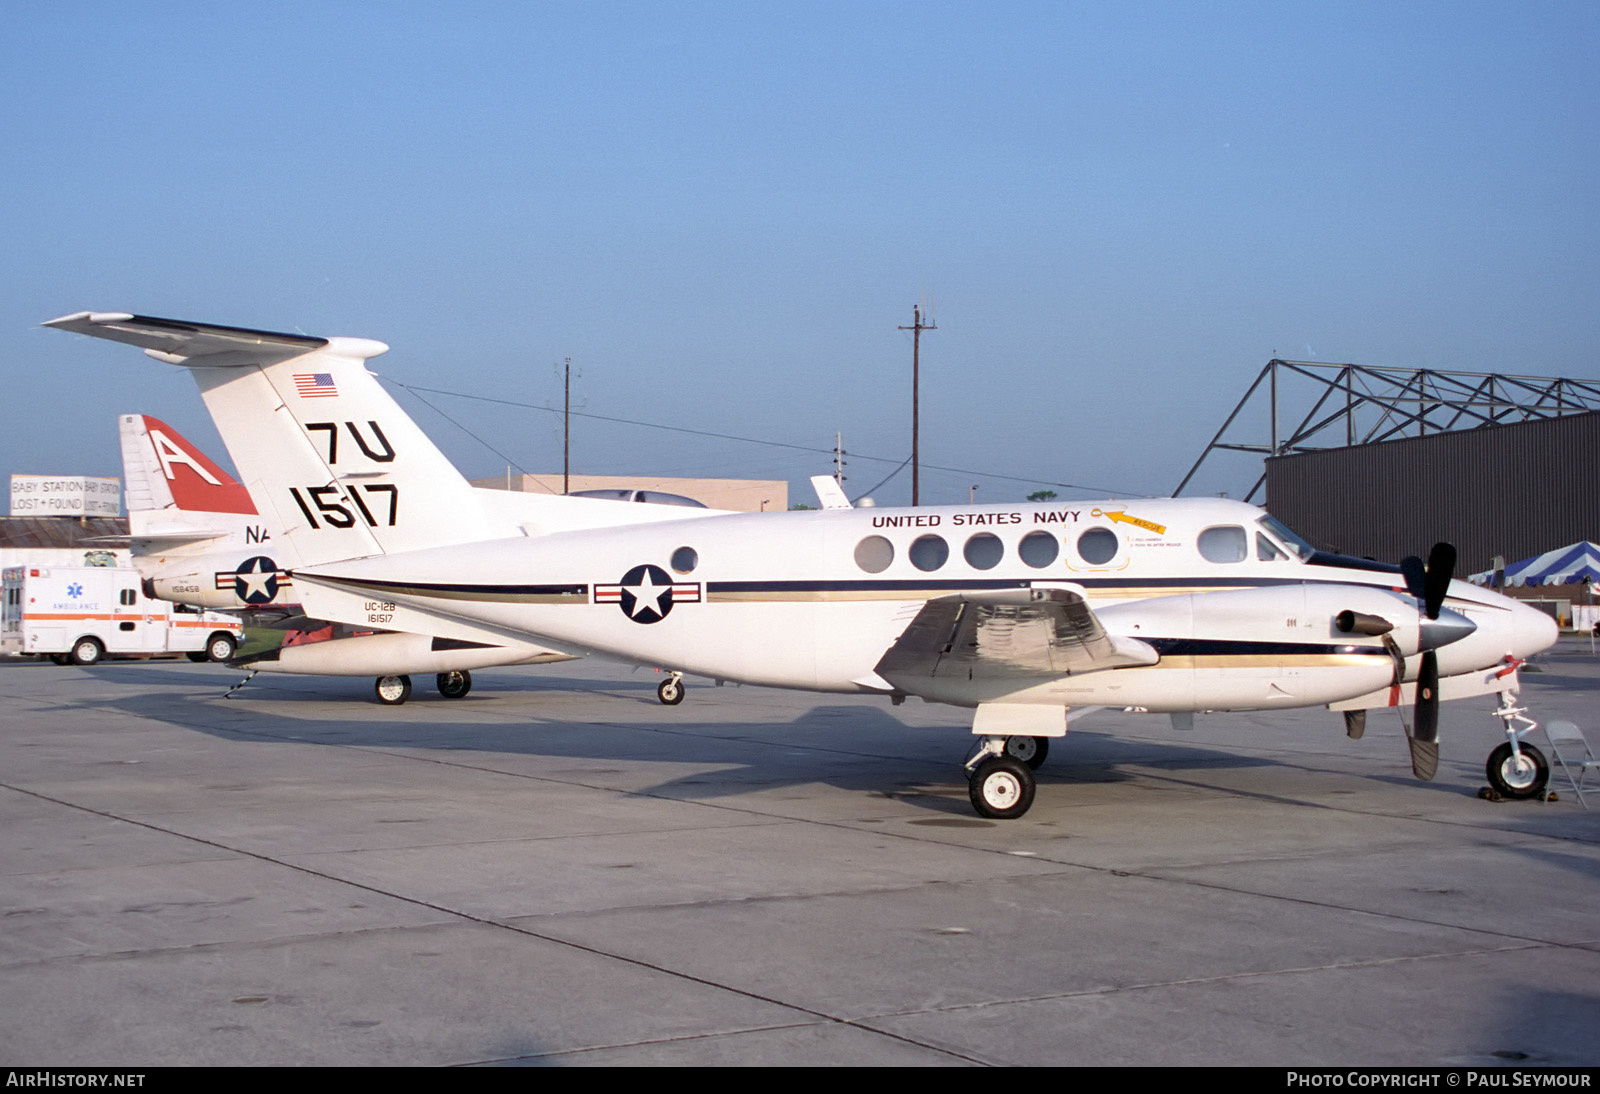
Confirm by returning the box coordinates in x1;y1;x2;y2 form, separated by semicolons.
1256;533;1287;562
1256;515;1314;560
1197;525;1248;564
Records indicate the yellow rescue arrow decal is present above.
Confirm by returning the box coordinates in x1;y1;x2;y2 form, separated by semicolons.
1092;509;1167;535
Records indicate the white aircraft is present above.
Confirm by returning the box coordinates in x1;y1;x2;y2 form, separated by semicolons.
50;312;1561;818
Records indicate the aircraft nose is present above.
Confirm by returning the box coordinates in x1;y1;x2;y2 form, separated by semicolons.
1509;600;1560;658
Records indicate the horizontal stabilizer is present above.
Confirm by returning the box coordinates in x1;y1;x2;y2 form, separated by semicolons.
46;313;332;365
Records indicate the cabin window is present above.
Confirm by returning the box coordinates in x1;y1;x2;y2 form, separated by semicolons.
1198;525;1248;564
854;535;894;574
671;546;698;574
1256;532;1288;562
909;534;949;572
1077;528;1118;565
963;532;1004;570
1018;530;1059;569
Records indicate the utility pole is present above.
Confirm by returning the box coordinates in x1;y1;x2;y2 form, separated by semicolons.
898;304;936;505
562;357;572;495
833;432;847;487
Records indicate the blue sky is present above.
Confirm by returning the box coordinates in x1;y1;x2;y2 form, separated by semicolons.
3;1;1595;507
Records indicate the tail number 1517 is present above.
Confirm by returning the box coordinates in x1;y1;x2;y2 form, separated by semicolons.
289;484;399;529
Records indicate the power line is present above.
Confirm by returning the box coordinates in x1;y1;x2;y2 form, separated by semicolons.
383;378;1145;498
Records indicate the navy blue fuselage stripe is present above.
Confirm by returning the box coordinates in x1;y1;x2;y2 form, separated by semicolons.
318;577;588;596
705;576;1389;594
1145;638;1382;656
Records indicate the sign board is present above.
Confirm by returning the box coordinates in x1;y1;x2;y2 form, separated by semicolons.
9;476;121;517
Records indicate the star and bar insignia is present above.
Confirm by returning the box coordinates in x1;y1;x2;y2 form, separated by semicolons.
215;556;290;605
594;564;700;624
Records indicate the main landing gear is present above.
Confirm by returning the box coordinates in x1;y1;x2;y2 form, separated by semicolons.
375;674;412;705
436;670;472;699
965;735;1049;819
373;671;473;705
1484;690;1550;800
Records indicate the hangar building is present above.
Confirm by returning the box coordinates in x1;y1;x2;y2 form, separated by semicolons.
1177;360;1600;578
1264;410;1600;576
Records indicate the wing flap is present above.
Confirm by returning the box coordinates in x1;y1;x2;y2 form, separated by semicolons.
875;587;1158;692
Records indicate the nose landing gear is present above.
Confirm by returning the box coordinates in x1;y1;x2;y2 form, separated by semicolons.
1485;691;1550;800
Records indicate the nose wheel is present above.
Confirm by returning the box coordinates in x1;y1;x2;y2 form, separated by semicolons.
1484;691;1550;801
1487;741;1549;799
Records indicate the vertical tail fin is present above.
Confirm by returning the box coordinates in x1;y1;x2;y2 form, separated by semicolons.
119;413;256;517
52;313;513;565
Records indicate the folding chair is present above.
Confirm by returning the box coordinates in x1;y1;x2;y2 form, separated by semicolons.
1543;720;1599;808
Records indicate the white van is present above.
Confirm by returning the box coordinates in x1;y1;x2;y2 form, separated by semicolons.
1;565;242;665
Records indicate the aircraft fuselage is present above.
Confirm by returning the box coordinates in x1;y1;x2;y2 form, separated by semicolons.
297;496;1557;714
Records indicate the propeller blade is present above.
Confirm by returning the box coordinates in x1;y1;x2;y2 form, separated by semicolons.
1408;648;1441;780
1423;542;1456;619
1409;736;1439;782
1413;649;1440;745
1400;555;1427;602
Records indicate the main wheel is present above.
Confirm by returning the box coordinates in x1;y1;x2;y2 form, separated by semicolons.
657;677;685;705
1005;735;1049;770
206;633;237;663
968;755;1036;820
70;637;104;666
375;674;412;705
1486;742;1549;800
436;670;472;699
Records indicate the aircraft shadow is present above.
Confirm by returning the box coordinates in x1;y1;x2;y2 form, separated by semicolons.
52;663;1389;818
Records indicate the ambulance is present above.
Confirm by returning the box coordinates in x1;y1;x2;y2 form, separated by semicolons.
1;565;242;665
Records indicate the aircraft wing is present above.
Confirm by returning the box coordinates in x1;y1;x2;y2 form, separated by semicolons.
875;586;1158;693
44;313;327;364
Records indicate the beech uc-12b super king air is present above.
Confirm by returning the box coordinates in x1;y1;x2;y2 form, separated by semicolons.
47;311;1561;819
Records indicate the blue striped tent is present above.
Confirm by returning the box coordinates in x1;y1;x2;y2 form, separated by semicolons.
1470;542;1600;588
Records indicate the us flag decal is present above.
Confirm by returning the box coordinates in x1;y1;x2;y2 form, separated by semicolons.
293;373;338;398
